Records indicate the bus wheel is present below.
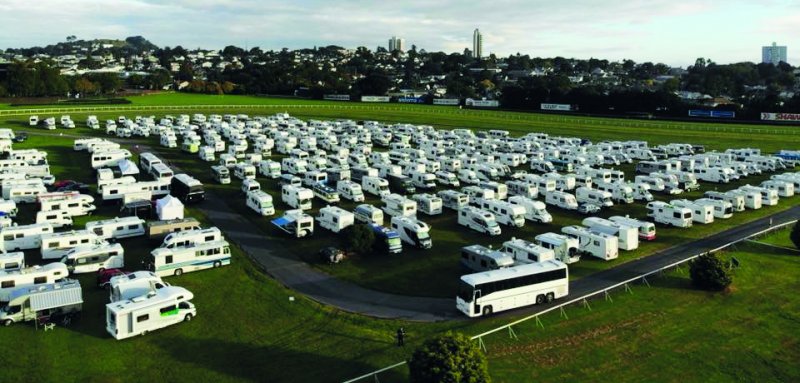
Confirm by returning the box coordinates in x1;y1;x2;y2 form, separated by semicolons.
536;295;545;304
546;293;555;303
2;319;12;326
174;269;183;276
184;314;193;322
482;306;493;316
213;261;221;268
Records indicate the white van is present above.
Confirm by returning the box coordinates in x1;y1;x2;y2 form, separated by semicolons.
35;210;73;228
40;230;106;260
316;206;355;233
646;201;693;228
246;190;275;216
85;217;146;240
106;286;197;340
61;243;124;274
1;223;54;251
457;206;501;236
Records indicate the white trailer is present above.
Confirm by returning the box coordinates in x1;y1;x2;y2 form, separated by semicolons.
0;262;69;302
281;185;313;210
761;180;795;198
457;206;501;236
646;201;693;228
109;271;169;302
480;199;526;227
739;185;778;206
438;190;470;211
271;210;314;238
149;240;231;277
106;286;197;340
390;216;432;249
561;225;619;261
545;190;578;211
534;233;580;264
337;180;365;202
35;210;73;228
457;169;480;185
316;206;355;233
411;193;443;215
575;187;613;208
40;230;106;260
1;223;54;251
362;176;390;197
501;238;556;264
694;198;734;219
354;204;384;226
381;194;417;218
0;279;82;326
670;199;714;224
409;171;436;190
246;190;275;216
479;181;508;200
61;243;124;274
0;252;25;271
581;217;639;251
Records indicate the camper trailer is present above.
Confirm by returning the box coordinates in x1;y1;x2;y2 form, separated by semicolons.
91;149;132;169
106;286;196;340
761;180;795;198
381;194;417;218
390;216;432;249
581;217;639;251
438;190;470;211
35;210;73;228
479;181;508;200
719;190;761;210
646;201;693;228
85;216;145;240
0;279;82;326
561;225;619;261
409;171;436;190
362;176;390;197
0;262;68;302
0;252;25;271
460;245;514;272
670;199;714;224
3;183;48;203
160;227;223;250
507;196;553;223
575;187;613;208
545;190;578;211
40;230;106;260
506;180;538;199
457;206;501;236
411;193;443;215
1;223;54;251
608;216;657;241
281;185;313;210
534;233;581;264
271;210;314;238
694;198;734;219
501;238;556;264
739;185;779;206
211;165;231;184
354;204;384;225
60;243;124;274
336;180;365;202
109;271;169;302
480;199;526;227
246;190;275;216
148;240;231;277
316;206;355;233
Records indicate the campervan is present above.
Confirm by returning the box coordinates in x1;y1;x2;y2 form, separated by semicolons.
390;216;432;249
85;217;146;240
460;245;514;272
645;201;693;228
739;185;779;206
91;149;132;169
409;171;436;190
501;238;556;264
507;196;552;223
336;180;364;202
219;154;236;169
761;180;795;198
38;192;96;216
382;194;417;217
211;165;231;184
480;199;526;227
241;179;261;194
0;252;24;271
435;171;460;187
109;271;169;302
362;176;390;197
594;182;634;204
534;233;581;264
545;190;578;210
1;223;54;251
35;210;73;228
0;279;82;326
146;218;201;243
0;262;68;302
315;206;355;234
722;190;762;210
581;217;639;251
438;190;470;211
457;206;501;236
411;193;443;215
159;227;223;250
670;199;714;224
139;153;163;174
506;180;538;199
608;216;656;241
149;240;231;277
60;243;124;274
457;169;480;185
233;163;257;180
461;186;496;207
694;198;734;219
3;183;47;203
575;187;613;207
634;175;666;192
257;160;281;179
40;230;106;260
561;225;619;261
246;190;275;216
198;146;215;162
281;185;313;210
354;204;384;226
106;286;196;340
271;210;314;238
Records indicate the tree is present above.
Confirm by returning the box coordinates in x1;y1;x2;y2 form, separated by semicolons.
342;224;375;255
791;222;800;250
353;73;390;96
73;77;97;95
177;61;195;82
689;253;733;291
408;331;490;383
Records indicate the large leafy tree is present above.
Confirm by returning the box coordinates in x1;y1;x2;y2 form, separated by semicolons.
689;253;733;291
408;332;491;383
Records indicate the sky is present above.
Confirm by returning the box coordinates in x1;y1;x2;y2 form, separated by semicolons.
0;0;798;67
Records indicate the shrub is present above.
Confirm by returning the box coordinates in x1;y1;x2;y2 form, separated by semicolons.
342;224;375;255
408;331;491;383
689;253;733;291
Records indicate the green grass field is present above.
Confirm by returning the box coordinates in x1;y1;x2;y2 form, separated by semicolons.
0;94;798;382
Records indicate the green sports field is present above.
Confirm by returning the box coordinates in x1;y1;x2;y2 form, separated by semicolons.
0;93;798;382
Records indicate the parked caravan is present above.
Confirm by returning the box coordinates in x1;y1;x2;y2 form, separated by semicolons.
106;286;196;340
739;185;778;206
3;183;47;203
369;223;403;254
460;245;514;272
457;206;501;236
233;163;257;181
246;190;275;216
608;216;656;241
38;192;96;216
722;190;761;210
435;171;460;187
109;271;169;302
311;183;340;204
0;199;17;217
761;180;795;198
198;146;215;162
91;149;132;169
210;165;231;184
316;206;355;233
354;204;384;226
411;193;443;215
1;223;54;251
271;210;314;238
438;190;470;211
362;176;390;197
545;190;578;210
457;169;480;185
61;243;124;274
35;210;73;228
501;238;556;264
670;199;714;224
336;180;365;202
694;198;734;219
160;227;223;250
561;225;619;261
145;218;201;243
102;180;171;204
646;201;693;228
40;230;106;260
149;240;231;277
0;262;68;302
506;180;538;199
390;216;432;249
0;252;25;271
0;279;82;326
258;160;282;179
507;196;552;223
409;171;436;190
382;194;417;218
534;233;580;264
479;181;508;200
594;182;634;204
480;199;525;227
692;167;732;183
281;185;313;210
581;217;639;251
575;187;613;208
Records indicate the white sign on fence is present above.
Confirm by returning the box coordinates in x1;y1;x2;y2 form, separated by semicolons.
323;94;350;101
761;112;800;122
361;96;391;103
433;98;460;106
465;98;499;108
541;103;574;111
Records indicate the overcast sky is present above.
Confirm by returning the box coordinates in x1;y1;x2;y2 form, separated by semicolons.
1;0;798;67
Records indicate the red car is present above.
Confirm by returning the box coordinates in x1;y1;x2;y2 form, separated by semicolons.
96;268;130;289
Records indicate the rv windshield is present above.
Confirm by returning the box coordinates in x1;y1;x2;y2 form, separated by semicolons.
388;237;402;248
417;230;430;240
457;280;474;303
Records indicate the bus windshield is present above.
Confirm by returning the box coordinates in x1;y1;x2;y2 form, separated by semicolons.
457;280;474;303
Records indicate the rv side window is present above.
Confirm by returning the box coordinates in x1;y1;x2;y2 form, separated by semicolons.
3;235;12;241
34;276;46;284
1;281;14;288
160;305;177;315
673;212;681;219
480;260;487;268
48;241;58;248
137;314;149;323
593;240;600;246
165;255;173;264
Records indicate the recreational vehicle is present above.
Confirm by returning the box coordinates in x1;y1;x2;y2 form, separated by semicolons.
479;181;508;200
258;160;282;179
608;216;657;241
0;262;68;302
501;238;556;264
246;190;275;216
480;199;526;227
581;217;639;251
760;180;795;198
211;165;231;184
507;196;552;223
271;210;314;238
3;183;48;203
316;206;355;233
362;176;390;197
233;163;257;180
106;286;196;340
669;199;714;224
60;243;124;274
281;185;313;210
645;201;693;228
149;240;231;277
1;223;54;251
160;227;223;250
0;252;24;271
461;186;496;207
561;225;619;261
369;224;403;254
506;180;538;199
85;217;146;240
460;245;514;272
544;190;578;211
534;233;581;264
411;193;443;215
91;149;132;169
109;271;169;302
694;198;734;219
390;216;432;249
0;279;82;326
739;185;779;206
720;190;761;210
40;230;106;260
149;163;174;182
575;187;613;208
434;171;460;187
381;194;417;217
145;218;202;242
438;190;470;211
457;169;480;185
354;204;384;226
35;210;73;228
336;180;365;202
457;206;501;236
38;192;96;216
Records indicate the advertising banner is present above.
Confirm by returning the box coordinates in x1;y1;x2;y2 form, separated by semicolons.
397;97;426;104
433;98;460;106
689;109;735;118
465;98;499;107
761;112;800;122
323;94;350;101
541;103;575;111
361;96;391;103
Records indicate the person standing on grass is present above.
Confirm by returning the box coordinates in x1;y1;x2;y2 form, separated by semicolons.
397;327;406;346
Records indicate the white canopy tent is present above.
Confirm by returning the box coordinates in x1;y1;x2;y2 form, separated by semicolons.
156;194;184;220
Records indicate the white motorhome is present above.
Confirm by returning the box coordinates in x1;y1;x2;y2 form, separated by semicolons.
457;206;501;236
0;252;24;271
362;176;390;197
106;286;197;340
719;190;761;210
316;206;355;233
545;190;578;211
38;192;96;216
149;240;231;277
3;183;48;203
91;149;132;169
692;167;732;183
761;180;795;198
211;165;231;184
694;198;734;219
160;227;223;250
575;187;613;208
739;185;779;206
109;271;169;302
479;181;508;200
594;182;634;204
354;204;384;225
271;210;314;238
258;160;282;179
390;216;432;249
35;210;73;228
409;171;436;190
102;180;171;203
461;186;496;207
561;225;619;261
1;223;54;251
506;180;538;199
438;190;470;211
281;185;313;210
411;193;443;215
646;201;693;228
0;262;68;302
381;194;417;218
40;230;106;260
459;244;514;272
581;217;639;251
336;180;365;202
233;163;257;180
0;279;82;326
507;196;552;223
246;190;275;216
434;171;460;187
501;238;556;264
608;216;656;241
60;243;124;274
457;169;480;185
139;152;163;174
85;216;146;241
480;199;526;227
534;232;580;264
670;199;714;224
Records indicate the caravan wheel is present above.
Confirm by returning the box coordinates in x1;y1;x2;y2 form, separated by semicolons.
2;319;12;326
213;261;221;268
536;295;545;305
184;314;193;322
174;268;183;276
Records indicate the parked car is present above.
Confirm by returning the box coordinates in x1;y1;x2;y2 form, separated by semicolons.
96;268;130;289
56;181;91;193
319;247;345;264
578;203;601;215
12;132;28;143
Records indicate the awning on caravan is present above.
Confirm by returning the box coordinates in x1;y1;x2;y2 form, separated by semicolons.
271;217;291;227
117;159;140;176
29;285;83;312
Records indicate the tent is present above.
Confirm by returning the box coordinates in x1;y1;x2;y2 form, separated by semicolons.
156;194;184;220
117;159;140;176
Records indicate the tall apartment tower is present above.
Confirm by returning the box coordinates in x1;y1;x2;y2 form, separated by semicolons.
762;42;787;65
388;36;405;52
473;29;483;59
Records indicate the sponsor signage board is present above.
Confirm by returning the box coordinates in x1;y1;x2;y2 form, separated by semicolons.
761;112;800;122
361;96;391;103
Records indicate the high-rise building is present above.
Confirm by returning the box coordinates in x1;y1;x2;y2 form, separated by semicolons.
762;42;787;65
388;36;405;52
473;29;483;59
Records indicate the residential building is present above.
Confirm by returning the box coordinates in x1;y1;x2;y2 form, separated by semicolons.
473;29;483;59
762;42;787;65
388;36;405;52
